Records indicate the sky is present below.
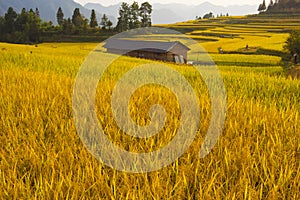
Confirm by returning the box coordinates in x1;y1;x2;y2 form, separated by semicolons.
73;0;262;7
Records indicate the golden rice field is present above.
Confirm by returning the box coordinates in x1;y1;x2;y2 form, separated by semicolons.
162;16;296;53
1;17;300;199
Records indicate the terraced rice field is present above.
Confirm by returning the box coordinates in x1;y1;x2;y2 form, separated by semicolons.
1;15;300;199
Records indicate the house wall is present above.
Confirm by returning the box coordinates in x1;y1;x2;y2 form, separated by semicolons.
166;53;175;62
107;48;126;55
169;44;188;63
106;47;188;64
127;50;168;62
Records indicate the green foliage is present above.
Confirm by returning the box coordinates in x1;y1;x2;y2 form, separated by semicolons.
56;7;64;26
26;10;40;42
0;6;112;43
130;1;141;29
284;30;300;55
140;2;152;27
203;12;214;19
265;0;300;13
72;8;83;27
35;8;40;18
0;16;4;35
116;2;130;32
100;14;108;30
15;8;27;32
90;9;98;28
107;20;113;30
116;1;152;32
70;8;89;34
1;7;41;43
62;18;73;35
4;7;17;33
258;0;267;12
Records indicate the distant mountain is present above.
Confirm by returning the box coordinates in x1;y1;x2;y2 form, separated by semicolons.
152;8;183;25
85;3;120;18
0;0;115;24
84;2;258;24
0;1;257;25
153;2;258;23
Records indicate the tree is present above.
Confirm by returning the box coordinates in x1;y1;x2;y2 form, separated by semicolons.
57;7;64;26
258;0;267;12
72;8;83;27
12;7;41;43
90;9;98;28
62;18;73;34
284;31;300;55
116;2;130;32
100;14;108;30
35;8;40;18
107;20;113;30
26;10;40;42
116;1;152;31
130;2;140;29
0;16;4;36
4;7;17;33
140;2;152;27
203;12;213;19
15;8;28;32
262;0;267;9
29;8;34;14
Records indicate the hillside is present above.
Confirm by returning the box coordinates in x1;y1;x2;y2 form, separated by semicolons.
266;0;300;13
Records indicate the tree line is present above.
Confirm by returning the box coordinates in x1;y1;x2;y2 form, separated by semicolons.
55;7;114;35
196;12;229;20
116;2;152;32
0;1;152;44
258;0;300;13
0;7;42;43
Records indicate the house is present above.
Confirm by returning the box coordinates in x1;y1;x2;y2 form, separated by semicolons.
103;39;190;64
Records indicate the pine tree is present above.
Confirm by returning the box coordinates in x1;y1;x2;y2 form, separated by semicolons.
262;0;267;9
140;2;152;27
15;8;28;32
130;2;140;29
284;30;300;55
107;20;113;30
90;9;98;28
62;18;73;34
35;8;40;18
116;2;130;32
4;7;17;33
27;10;40;42
258;0;267;12
72;8;83;27
100;14;108;30
57;7;64;26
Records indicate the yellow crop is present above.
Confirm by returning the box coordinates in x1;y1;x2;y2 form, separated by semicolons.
1;16;300;198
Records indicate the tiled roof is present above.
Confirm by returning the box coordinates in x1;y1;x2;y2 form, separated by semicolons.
103;39;190;53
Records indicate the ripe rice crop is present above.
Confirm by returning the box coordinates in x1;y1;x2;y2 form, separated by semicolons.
0;41;299;199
